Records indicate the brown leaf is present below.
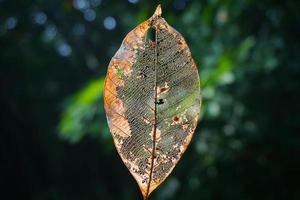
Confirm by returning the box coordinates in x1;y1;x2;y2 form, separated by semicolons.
104;5;201;200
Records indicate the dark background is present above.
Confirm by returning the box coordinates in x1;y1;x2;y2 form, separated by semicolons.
1;0;299;199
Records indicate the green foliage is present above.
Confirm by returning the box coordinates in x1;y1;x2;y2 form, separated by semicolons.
59;78;107;143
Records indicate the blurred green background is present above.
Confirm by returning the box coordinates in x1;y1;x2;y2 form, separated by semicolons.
1;0;299;199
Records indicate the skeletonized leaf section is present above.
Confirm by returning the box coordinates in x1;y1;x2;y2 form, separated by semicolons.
104;5;201;199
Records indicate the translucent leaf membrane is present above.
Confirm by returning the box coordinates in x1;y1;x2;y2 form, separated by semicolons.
104;5;201;200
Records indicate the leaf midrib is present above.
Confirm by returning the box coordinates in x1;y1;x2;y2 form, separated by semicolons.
145;25;159;200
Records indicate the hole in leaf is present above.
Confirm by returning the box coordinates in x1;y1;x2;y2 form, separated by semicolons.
146;27;156;42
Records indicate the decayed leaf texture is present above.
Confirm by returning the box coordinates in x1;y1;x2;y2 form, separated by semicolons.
104;5;201;200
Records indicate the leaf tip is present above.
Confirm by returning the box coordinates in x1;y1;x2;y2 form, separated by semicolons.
153;4;162;17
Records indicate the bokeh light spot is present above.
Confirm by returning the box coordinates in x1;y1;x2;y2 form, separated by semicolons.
103;16;116;30
208;102;220;117
33;11;47;25
73;0;89;11
128;0;139;4
57;42;72;57
84;9;96;21
42;25;57;42
223;124;235;136
5;17;18;30
219;72;235;85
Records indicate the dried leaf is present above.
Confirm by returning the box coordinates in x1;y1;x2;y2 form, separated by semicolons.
104;5;201;200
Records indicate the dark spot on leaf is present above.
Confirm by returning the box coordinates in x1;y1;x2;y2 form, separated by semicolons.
156;99;164;105
139;72;147;78
173;116;179;122
160;87;167;93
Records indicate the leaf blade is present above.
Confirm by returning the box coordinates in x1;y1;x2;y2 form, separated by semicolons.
104;5;201;199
